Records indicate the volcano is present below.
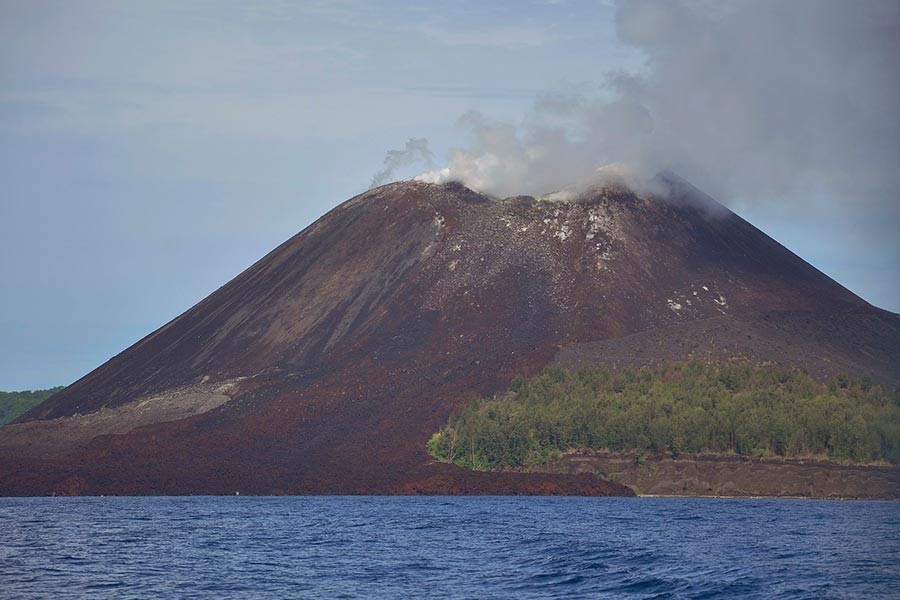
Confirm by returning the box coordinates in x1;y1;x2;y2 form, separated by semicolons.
1;175;897;496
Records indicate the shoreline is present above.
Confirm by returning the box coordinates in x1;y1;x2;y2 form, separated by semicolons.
531;451;900;500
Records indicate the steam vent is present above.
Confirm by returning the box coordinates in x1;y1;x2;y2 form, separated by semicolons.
1;175;898;495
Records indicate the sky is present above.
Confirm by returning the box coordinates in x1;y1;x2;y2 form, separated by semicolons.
1;0;898;390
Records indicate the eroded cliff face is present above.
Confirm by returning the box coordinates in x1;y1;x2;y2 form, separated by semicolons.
1;178;895;496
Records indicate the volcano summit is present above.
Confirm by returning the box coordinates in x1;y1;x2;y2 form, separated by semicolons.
1;175;897;496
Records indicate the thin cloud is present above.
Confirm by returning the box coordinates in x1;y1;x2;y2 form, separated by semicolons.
413;22;557;49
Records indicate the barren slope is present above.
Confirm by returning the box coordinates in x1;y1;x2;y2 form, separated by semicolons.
1;177;895;495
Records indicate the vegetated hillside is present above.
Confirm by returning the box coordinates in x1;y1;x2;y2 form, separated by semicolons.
0;388;64;427
426;362;900;470
1;175;897;496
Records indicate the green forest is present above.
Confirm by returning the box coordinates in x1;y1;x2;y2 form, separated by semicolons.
427;362;900;470
0;387;63;426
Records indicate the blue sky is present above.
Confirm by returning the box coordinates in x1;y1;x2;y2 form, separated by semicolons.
1;1;897;390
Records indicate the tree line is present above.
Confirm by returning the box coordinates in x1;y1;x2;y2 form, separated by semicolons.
427;362;900;470
0;387;64;426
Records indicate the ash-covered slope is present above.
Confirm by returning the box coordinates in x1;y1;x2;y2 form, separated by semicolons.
1;177;896;495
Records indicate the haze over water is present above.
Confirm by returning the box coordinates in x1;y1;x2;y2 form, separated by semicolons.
1;496;897;599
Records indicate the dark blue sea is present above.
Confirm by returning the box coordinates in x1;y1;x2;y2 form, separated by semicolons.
1;497;897;599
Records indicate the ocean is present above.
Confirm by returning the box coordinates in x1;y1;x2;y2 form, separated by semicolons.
1;496;897;599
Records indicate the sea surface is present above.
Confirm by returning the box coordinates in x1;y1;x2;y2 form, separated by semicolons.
1;496;897;599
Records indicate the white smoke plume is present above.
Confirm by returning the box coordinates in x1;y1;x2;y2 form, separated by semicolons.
370;138;436;189
416;0;900;206
415;98;658;198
